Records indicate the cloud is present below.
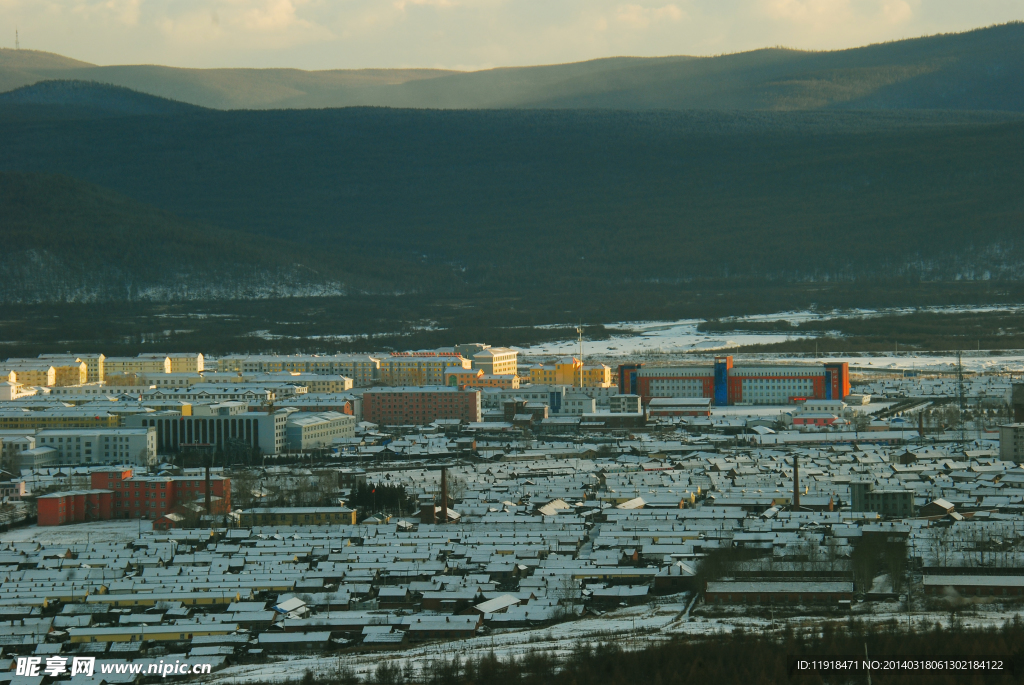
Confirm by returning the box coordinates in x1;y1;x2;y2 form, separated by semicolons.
615;3;684;29
0;0;1015;69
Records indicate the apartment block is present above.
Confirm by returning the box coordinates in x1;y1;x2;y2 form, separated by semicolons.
91;468;231;520
136;353;204;373
363;387;482;425
379;354;470;386
34;428;157;466
527;357;612;388
38;354;106;383
217;354;380;387
472;348;519;376
104;356;171;379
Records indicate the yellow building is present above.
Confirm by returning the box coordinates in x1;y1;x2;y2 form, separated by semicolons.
0;409;120;430
445;367;521;389
218;354;380;386
104;356;170;379
528;357;611;388
38;354;105;383
380;354;470;386
472;347;518;376
138;352;204;373
1;363;56;387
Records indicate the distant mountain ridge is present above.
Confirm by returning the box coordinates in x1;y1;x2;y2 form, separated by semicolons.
0;80;203;115
1;22;1022;111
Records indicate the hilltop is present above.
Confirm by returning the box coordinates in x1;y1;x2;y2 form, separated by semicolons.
0;23;1022;111
0;80;203;115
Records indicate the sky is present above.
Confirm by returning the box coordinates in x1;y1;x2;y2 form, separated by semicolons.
0;0;1021;71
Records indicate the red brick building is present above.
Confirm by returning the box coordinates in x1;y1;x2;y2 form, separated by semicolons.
37;490;114;526
90;469;231;519
363;387;481;426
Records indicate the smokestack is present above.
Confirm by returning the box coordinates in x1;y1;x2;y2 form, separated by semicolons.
440;467;448;525
793;454;800;510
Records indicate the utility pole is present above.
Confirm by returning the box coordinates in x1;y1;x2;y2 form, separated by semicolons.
956;350;966;447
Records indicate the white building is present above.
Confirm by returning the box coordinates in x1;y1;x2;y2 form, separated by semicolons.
34;428;157;466
286;412;357;450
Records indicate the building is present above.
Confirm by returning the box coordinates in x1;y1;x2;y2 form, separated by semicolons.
617;363;644;395
648;397;712;417
245;373;353;393
472;348;518;376
850;482;915;518
37;490;114;525
91;468;231;519
379;353;471;386
137;353;204;373
104;356;171;379
286;412;357;450
999;423;1024;463
2;358;88;386
0;380;34;401
217;354;380;387
528;358;612;388
561;394;596;415
608;394;642;414
363;387;482;425
33;428;157;466
0;408;121;430
705;581;853;604
238;507;356;526
38;354;105;383
0;362;56;387
445;368;519;389
792;413;839;428
130;406;290;455
480;386;566;414
635;357;851;406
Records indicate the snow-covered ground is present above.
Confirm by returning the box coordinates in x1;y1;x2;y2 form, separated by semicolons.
0;520;151;546
208;597;1024;684
518;305;1024;374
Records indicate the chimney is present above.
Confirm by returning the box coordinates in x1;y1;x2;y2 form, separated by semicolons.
440;467;448;525
793;454;800;509
205;459;212;515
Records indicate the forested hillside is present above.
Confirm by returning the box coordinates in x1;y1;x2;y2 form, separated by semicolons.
1;23;1022;111
0;99;1021;306
0;172;362;303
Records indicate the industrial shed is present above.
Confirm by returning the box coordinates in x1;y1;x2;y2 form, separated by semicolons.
705;581;853;604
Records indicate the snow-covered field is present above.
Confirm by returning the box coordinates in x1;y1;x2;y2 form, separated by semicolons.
518;306;1024;374
0;520;151;546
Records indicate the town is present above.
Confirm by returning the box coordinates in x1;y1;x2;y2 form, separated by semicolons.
2;343;1024;681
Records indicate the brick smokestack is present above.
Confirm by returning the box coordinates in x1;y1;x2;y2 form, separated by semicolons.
440;467;448;525
793;454;800;510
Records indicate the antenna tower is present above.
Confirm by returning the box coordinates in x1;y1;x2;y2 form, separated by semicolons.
15;28;19;50
576;324;584;389
956;350;966;445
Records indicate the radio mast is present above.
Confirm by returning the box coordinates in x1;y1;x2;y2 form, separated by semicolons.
15;28;19;50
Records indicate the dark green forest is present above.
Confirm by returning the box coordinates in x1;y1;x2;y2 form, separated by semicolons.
1;100;1022;302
